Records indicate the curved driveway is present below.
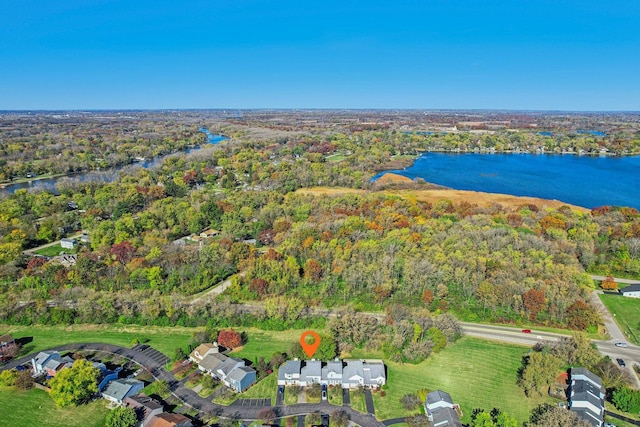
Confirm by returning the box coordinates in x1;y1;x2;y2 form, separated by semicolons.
0;343;386;427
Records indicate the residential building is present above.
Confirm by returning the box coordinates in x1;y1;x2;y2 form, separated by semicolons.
199;229;220;239
569;367;605;427
277;359;386;389
60;238;78;250
225;366;257;392
424;390;463;427
321;359;343;386
43;355;74;377
193;347;257;393
189;343;219;365
0;334;16;359
300;360;322;386
32;351;61;375
124;394;164;425
146;412;193;427
620;284;640;298
277;360;302;386
102;378;145;404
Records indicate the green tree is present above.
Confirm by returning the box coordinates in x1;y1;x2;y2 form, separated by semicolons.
105;406;137;427
0;369;17;387
612;386;640;413
49;359;99;407
518;351;562;396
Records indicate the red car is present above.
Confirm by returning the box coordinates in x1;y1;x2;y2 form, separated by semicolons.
522;329;532;333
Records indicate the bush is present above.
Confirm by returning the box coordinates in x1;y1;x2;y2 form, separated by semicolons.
612;386;640;413
0;369;17;387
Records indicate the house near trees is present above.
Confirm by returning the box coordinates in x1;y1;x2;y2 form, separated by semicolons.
60;238;78;250
424;390;463;427
620;284;640;298
31;351;73;376
102;378;145;404
277;359;386;389
124;394;193;427
0;334;16;360
568;367;605;427
189;344;256;392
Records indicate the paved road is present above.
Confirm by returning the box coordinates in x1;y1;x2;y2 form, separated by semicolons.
461;322;640;389
590;275;640;285
0;343;386;427
190;272;245;304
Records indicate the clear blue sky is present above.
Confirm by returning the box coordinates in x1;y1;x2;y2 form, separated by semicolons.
1;1;639;110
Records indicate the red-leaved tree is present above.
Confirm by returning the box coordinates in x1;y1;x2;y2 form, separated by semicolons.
218;329;242;349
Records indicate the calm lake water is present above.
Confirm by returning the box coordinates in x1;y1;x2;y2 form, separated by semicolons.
373;153;640;209
0;130;228;196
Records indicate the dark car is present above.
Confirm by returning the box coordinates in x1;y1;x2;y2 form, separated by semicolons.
616;358;626;367
278;386;284;394
522;329;532;333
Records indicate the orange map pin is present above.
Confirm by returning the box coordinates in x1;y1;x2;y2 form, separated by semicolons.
300;330;321;358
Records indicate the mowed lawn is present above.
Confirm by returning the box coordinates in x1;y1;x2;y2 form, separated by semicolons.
0;386;109;427
599;293;640;344
353;337;550;423
230;328;306;362
0;323;194;357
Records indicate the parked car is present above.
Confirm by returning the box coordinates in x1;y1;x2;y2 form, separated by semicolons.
522;329;532;333
616;358;626;367
615;342;628;348
278;386;284;394
604;422;616;427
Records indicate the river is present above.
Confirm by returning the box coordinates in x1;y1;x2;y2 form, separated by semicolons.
372;152;640;209
0;129;228;196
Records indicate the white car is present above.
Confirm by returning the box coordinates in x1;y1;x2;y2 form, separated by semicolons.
615;342;628;348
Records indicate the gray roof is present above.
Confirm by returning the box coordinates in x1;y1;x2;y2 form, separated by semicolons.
278;360;301;381
103;378;144;402
198;353;228;372
301;360;322;382
620;284;640;293
217;357;243;377
343;360;364;384
571;368;603;387
227;366;255;383
570;407;603;427
33;351;60;366
321;360;343;380
427;390;454;406
363;362;385;385
44;355;73;372
431;407;463;427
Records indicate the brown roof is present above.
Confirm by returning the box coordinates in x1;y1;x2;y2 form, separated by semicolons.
189;343;218;362
147;412;192;427
0;335;14;343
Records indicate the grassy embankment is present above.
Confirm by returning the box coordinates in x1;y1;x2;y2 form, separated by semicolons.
0;323;193;357
0;386;109;427
599;292;640;345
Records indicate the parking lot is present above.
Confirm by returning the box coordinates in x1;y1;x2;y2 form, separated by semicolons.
231;398;271;407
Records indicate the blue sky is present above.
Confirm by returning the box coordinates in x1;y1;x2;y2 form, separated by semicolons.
1;1;639;110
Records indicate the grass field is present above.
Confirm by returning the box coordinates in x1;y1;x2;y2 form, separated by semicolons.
0;323;194;357
230;328;306;362
33;244;76;256
599;293;640;345
325;153;347;163
0;386;109;427
242;373;277;403
351;337;551;423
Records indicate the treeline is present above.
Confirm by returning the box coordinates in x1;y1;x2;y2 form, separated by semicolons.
1;126;639;331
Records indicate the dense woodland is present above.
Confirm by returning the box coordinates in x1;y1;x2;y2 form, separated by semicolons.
1;114;640;346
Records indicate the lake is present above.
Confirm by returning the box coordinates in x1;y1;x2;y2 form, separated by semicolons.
0;129;228;196
372;153;640;209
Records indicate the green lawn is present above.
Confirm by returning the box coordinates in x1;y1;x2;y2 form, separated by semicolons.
0;386;109;427
328;385;342;406
349;388;367;413
325;154;347;163
599;293;640;344
352;337;551;423
230;328;306;362
242;373;277;403
0;323;194;357
33;244;76;256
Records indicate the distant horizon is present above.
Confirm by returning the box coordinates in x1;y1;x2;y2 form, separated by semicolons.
2;108;640;114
